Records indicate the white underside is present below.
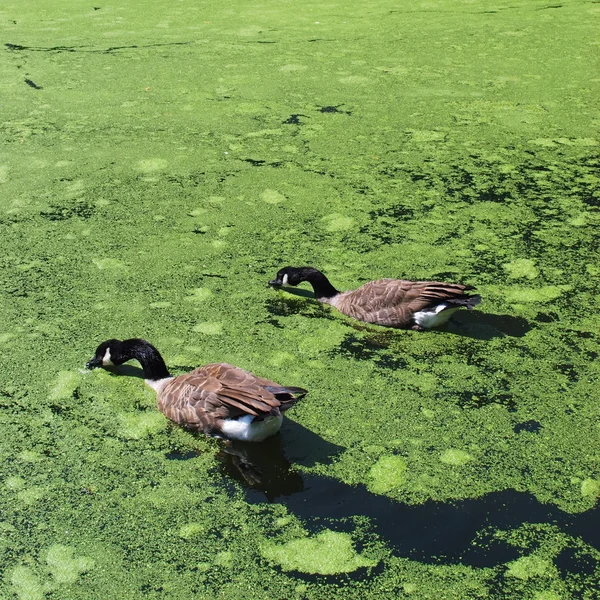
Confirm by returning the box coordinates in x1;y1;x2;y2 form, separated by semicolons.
413;304;459;328
144;377;174;393
102;348;114;366
323;293;342;307
220;414;283;442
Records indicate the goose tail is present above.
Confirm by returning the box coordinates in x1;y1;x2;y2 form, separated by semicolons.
446;293;482;310
264;385;308;412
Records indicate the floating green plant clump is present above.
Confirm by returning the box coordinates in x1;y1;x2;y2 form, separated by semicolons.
262;530;378;575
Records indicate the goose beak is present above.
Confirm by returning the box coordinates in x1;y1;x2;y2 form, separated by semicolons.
86;357;102;370
268;279;283;288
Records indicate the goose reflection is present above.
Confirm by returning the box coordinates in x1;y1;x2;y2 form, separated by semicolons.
217;435;304;501
216;419;344;502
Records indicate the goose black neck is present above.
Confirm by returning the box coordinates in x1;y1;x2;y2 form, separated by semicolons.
302;268;340;300
122;339;172;380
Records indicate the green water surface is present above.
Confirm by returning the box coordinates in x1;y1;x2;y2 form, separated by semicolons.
1;0;599;598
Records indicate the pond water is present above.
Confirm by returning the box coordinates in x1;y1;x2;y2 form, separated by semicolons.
0;0;599;598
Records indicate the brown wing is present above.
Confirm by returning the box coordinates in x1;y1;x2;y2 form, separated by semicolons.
156;363;304;433
335;279;475;328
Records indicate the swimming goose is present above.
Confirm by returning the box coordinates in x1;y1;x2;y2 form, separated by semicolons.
268;266;481;330
86;338;307;441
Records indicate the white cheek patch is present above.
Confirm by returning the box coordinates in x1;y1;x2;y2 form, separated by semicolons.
102;348;114;366
282;273;289;285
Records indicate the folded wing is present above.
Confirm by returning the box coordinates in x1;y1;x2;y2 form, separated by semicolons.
157;363;307;433
337;279;479;328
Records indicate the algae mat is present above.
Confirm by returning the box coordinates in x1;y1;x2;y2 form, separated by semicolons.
1;0;599;598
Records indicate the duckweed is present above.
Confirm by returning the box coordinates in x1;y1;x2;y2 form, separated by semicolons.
261;530;378;575
506;554;555;581
45;544;94;585
368;455;408;494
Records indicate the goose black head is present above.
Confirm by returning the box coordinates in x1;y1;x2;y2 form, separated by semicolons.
86;339;129;369
269;266;320;288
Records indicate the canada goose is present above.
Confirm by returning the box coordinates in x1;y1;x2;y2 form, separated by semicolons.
86;338;307;442
268;266;481;330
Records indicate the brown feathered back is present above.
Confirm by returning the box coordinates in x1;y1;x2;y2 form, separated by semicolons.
156;363;306;435
327;279;479;328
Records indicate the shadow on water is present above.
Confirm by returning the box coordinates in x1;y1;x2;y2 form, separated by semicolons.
216;420;344;502
447;311;532;339
219;424;600;569
102;364;146;379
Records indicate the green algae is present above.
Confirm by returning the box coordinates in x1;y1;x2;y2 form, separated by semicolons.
178;523;206;540
439;449;474;467
580;479;600;499
368;455;408;494
503;259;539;281
9;566;46;600
191;321;224;335
45;544;94;584
117;411;166;440
1;0;599;597
48;371;79;401
506;554;555;580
261;530;378;575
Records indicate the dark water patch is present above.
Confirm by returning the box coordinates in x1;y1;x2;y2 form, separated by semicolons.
556;546;598;577
368;203;415;223
166;172;205;186
359;203;415;246
445;390;517;411
0;388;29;411
24;78;42;89
258;315;285;329
581;191;600;208
280;562;385;585
535;311;559;323
282;114;308;125
265;296;335;321
574;331;594;339
40;201;95;221
165;450;201;460
335;332;394;357
5;41;192;54
243;158;283;168
514;420;542;434
243;158;266;166
332;332;407;370
555;363;578;382
218;441;304;502
318;105;351;115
